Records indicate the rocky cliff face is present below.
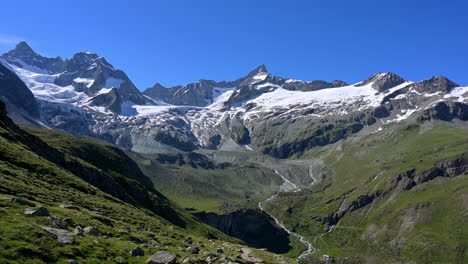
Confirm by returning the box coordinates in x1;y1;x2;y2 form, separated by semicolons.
0;62;39;117
194;209;292;254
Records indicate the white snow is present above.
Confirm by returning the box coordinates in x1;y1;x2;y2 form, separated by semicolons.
7;61;89;104
104;77;124;89
252;72;268;82
74;77;94;88
444;86;468;102
208;88;236;110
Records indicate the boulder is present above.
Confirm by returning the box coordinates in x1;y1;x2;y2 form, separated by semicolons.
74;226;84;236
12;197;30;205
83;226;100;236
40;226;74;244
146;251;177;264
24;207;49;216
130;246;145;256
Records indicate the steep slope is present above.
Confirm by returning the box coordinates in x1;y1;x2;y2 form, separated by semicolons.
261;123;468;263
0;99;295;264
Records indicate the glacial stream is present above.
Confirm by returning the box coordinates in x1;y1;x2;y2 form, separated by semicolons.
257;168;319;260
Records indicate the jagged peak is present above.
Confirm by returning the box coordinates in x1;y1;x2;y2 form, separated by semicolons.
152;83;166;89
15;41;34;53
4;41;37;57
246;64;268;77
368;72;404;82
411;75;459;93
357;72;405;92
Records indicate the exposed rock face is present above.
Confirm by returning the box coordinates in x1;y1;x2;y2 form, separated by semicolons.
143;64;347;108
356;72;405;92
40;226;74;244
419;101;468;121
194;209;292;254
2;41;65;73
410;76;458;93
313;153;468;226
146;251;177;264
0;62;39;117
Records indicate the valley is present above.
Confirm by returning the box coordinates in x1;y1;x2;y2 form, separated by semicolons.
0;40;467;264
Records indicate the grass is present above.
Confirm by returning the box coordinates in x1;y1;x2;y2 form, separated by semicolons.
262;123;468;263
0;114;296;263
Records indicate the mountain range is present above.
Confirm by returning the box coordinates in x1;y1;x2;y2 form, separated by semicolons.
1;42;466;158
0;41;467;264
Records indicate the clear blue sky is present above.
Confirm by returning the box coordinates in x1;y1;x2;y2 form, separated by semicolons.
1;0;467;89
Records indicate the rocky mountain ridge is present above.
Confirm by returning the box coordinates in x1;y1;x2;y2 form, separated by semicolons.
1;42;467;161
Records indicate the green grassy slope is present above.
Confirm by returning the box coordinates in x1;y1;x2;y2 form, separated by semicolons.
129;151;282;213
263;124;468;264
0;101;293;264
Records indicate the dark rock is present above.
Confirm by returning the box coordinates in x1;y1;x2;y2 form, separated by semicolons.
83;226;100;236
24;207;49;216
130;246;145;256
356;72;405;92
193;209;291;254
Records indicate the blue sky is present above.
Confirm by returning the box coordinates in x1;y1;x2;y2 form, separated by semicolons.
1;0;467;89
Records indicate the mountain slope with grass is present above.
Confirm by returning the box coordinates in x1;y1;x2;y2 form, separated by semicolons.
261;122;468;264
0;99;295;264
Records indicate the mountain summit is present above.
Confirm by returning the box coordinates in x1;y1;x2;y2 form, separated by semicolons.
1;42;151;114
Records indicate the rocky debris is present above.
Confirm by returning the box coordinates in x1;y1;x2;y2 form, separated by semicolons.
240;248;263;263
83;226;100;236
116;256;128;264
48;216;67;229
74;226;84;236
146;251;177;264
40;226;74;244
59;205;81;211
321;254;334;263
24;207;49;216
187;246;200;254
205;252;218;263
130;246;145;256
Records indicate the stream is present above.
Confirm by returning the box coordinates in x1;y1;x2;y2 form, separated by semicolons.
257;168;319;260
